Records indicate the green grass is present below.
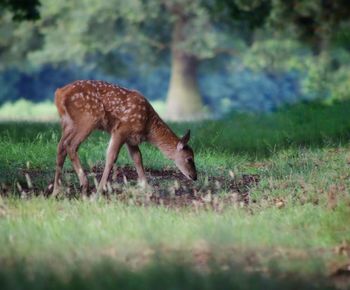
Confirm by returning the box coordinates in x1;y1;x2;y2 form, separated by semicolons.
1;198;348;289
0;101;350;289
1;198;349;258
0;258;337;290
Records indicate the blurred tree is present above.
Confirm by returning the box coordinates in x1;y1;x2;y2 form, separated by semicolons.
0;13;41;71
268;1;350;101
21;0;272;120
269;0;350;54
0;0;40;20
0;0;41;70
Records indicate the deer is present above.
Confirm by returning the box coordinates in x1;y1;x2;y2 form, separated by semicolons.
52;80;197;196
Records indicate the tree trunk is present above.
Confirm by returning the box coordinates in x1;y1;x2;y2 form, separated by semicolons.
165;16;205;121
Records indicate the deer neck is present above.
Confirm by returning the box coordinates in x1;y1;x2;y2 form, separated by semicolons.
147;114;179;160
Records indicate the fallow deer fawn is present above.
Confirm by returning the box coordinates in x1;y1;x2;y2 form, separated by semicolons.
53;80;197;196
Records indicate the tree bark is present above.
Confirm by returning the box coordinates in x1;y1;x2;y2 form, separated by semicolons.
165;15;205;121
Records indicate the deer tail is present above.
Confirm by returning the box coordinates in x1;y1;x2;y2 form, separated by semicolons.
54;86;72;118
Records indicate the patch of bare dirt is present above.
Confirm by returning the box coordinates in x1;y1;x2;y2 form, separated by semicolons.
2;166;259;209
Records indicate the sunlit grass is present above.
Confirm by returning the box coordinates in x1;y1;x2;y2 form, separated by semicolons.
0;99;58;121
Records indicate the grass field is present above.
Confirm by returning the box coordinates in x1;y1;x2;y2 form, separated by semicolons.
0;101;350;289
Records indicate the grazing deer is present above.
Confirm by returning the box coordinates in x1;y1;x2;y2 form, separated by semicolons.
53;80;197;196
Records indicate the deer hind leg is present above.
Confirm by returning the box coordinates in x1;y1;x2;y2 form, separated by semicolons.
66;125;94;196
97;132;124;194
126;144;147;187
53;118;76;196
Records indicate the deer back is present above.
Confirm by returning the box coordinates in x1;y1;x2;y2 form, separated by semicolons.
55;80;155;138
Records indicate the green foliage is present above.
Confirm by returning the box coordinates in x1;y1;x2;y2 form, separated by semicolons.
210;0;271;30
0;0;271;76
25;0;230;69
242;36;350;102
328;67;350;102
242;37;306;72
269;0;350;50
0;0;40;20
0;12;41;70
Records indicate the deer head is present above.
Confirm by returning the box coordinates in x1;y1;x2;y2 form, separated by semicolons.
174;130;197;181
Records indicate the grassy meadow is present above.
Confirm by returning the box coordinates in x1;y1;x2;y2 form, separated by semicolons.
0;101;350;289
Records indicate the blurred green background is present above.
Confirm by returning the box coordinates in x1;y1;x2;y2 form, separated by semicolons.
1;2;350;289
1;0;350;120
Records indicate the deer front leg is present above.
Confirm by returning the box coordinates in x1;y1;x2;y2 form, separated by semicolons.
97;133;123;194
126;144;147;187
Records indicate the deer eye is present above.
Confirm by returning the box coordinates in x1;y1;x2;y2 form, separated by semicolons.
186;158;193;163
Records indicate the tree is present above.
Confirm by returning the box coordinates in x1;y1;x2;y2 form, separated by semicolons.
0;0;42;71
14;0;271;120
26;0;218;120
269;0;350;54
268;1;350;101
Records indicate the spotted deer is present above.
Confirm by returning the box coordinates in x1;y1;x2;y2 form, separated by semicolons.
53;80;197;196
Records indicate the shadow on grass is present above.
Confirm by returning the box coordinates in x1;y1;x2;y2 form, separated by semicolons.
0;259;338;290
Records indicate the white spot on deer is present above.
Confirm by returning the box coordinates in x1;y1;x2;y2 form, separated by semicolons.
78;168;84;178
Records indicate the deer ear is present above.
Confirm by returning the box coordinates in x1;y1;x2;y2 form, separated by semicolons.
177;130;190;151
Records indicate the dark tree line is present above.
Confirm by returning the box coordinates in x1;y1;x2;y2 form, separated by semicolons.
0;0;40;20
